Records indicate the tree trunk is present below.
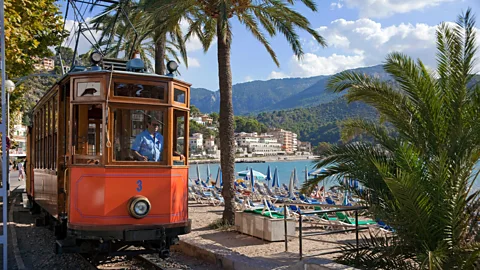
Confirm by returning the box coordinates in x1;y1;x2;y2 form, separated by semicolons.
217;19;235;225
154;32;167;75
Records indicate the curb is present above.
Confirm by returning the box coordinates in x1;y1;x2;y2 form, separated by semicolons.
172;238;281;270
9;197;26;270
172;237;359;270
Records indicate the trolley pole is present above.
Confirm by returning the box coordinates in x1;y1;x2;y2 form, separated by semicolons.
0;0;8;268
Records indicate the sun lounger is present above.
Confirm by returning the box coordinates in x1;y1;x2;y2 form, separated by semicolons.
335;212;376;225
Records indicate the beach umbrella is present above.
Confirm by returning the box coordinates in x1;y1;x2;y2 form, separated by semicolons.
215;166;222;189
250;167;255;192
196;163;201;182
293;167;298;189
288;170;295;198
272;167;278;187
206;164;211;183
304;165;308;183
265;165;272;186
343;177;349;206
237;169;266;180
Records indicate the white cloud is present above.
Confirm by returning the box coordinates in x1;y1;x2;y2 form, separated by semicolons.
244;75;253;82
272;18;477;78
187;57;200;68
62;19;102;55
330;2;344;10
342;0;457;18
289;53;365;77
180;19;205;52
268;71;288;79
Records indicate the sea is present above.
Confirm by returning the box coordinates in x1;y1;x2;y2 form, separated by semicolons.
189;159;480;190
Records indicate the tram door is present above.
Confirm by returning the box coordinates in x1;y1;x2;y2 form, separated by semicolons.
58;84;70;214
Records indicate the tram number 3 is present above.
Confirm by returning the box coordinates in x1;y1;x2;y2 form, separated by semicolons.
136;180;143;192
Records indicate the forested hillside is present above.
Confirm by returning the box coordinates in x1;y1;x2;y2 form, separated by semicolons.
190;65;386;114
256;97;377;145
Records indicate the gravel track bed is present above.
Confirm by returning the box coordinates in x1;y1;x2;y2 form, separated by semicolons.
10;192;217;270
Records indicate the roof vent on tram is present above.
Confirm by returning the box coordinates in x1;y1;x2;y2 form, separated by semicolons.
126;51;146;73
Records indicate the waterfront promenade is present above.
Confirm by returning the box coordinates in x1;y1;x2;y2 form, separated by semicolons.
190;155;317;164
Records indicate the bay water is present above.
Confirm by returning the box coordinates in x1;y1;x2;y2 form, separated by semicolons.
189;159;480;190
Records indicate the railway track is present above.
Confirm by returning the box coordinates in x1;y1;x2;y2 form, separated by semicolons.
81;253;189;270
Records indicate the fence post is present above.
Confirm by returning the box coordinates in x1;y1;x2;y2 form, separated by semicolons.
355;210;359;257
284;204;288;252
299;211;303;260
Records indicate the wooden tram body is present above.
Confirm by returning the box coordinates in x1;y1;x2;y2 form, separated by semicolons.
25;58;191;255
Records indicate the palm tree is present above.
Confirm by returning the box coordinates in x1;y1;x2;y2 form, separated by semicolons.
303;9;480;269
91;0;188;74
151;0;326;224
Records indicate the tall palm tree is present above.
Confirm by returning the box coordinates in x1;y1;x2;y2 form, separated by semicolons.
303;9;480;269
91;0;188;74
151;0;326;224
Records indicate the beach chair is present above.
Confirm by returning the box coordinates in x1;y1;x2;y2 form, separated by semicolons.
299;194;321;204
335;212;376;225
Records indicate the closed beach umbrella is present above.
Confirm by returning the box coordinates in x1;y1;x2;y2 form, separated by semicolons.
215;166;222;189
265;165;272;186
196;163;201;182
343;177;349;206
250;167;255;192
206;164;211;183
293;167;298;189
288;170;295;198
304;165;308;183
272;167;278;187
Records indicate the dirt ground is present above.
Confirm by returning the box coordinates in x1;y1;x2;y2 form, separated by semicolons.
185;201;381;269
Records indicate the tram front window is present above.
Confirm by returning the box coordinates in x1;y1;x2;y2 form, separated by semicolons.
113;109;165;162
72;104;103;165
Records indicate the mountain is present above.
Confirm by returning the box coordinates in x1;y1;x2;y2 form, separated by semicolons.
256;97;378;146
190;65;387;114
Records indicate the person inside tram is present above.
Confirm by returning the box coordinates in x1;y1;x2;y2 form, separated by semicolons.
131;117;184;162
131;118;163;161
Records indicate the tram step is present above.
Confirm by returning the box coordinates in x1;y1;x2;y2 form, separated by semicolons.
22;193;32;209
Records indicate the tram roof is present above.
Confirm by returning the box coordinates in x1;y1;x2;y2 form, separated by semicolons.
57;69;192;87
32;69;192;111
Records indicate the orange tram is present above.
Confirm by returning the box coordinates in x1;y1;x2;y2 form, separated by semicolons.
25;53;191;257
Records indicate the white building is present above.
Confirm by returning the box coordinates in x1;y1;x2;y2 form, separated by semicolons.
234;133;283;156
10;125;27;157
189;133;204;152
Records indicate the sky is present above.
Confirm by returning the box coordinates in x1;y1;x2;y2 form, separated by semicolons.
57;0;480;90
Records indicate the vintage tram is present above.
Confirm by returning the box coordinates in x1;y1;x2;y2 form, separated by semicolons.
25;53;191;256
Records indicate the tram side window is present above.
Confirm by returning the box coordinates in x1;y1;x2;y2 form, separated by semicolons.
72;104;103;165
173;88;185;103
113;109;165;162
173;110;187;165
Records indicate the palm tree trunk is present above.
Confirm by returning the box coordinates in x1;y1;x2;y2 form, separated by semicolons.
217;19;235;225
155;32;167;75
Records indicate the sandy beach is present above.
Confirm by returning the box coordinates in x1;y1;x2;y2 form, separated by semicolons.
183;201;378;268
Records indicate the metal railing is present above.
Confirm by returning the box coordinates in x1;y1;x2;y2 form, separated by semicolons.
282;202;369;260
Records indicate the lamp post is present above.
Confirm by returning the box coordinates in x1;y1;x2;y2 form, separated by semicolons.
5;80;15;192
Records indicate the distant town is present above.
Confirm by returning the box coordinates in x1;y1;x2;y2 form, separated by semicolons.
187;113;311;159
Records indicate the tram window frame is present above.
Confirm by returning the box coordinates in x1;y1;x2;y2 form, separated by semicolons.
173;110;188;166
172;84;188;107
109;105;167;165
71;103;104;166
110;78;168;104
73;77;104;101
53;95;57;171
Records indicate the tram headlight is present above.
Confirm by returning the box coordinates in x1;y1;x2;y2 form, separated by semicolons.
90;51;103;65
128;196;151;219
166;60;178;74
